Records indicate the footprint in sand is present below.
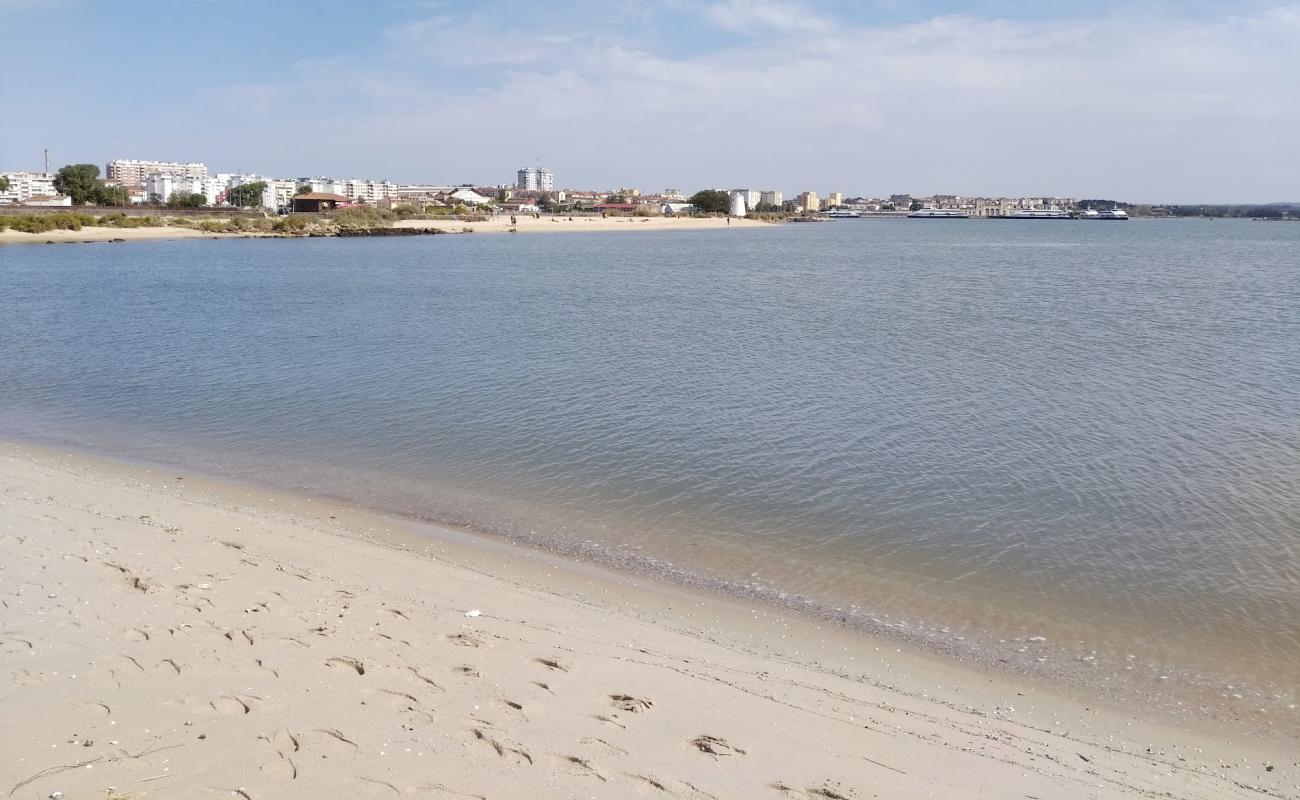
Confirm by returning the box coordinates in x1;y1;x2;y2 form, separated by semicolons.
326;656;366;675
211;694;260;715
447;633;483;647
691;735;746;757
609;694;653;713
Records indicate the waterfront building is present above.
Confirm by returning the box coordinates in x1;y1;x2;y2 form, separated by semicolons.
759;190;782;208
795;191;820;213
516;167;555;192
145;173;214;204
824;192;844;208
0;171;57;204
730;189;761;211
339;179;399;205
107;159;207;184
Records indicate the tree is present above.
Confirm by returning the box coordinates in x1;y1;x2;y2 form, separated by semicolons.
98;185;130;206
604;194;628;204
495;188;508;203
537;191;553;210
228;181;268;208
909;201;924;211
0;176;10;193
167;191;207;209
688;189;730;214
294;185;312;195
54;164;106;205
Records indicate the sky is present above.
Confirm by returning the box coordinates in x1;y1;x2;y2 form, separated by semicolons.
1;0;1297;202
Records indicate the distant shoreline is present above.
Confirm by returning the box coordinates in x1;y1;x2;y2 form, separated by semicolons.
0;215;775;246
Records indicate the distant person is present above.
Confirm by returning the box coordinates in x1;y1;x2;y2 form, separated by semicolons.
510;214;517;226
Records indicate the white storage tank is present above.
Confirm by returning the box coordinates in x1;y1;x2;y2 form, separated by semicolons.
729;191;747;217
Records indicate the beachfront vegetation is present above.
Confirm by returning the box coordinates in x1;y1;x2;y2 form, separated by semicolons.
228;182;267;208
332;206;394;229
167;191;207;209
0;212;97;233
0;176;10;193
688;189;730;214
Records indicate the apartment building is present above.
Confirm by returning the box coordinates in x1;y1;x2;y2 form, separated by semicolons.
759;190;783;208
0;171;58;203
516;167;555;192
732;189;762;212
795;191;820;212
107;159;207;184
824;192;844;208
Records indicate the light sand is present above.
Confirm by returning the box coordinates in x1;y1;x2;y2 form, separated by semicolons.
0;226;240;245
393;215;775;234
0;216;772;246
1;441;1293;800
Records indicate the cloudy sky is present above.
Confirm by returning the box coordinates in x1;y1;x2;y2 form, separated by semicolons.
2;0;1297;202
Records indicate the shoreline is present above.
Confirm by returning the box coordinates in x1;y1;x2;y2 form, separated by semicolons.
1;438;1296;799
0;215;775;246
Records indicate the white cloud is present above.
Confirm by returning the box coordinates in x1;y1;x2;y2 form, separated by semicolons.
195;4;1300;202
702;0;832;35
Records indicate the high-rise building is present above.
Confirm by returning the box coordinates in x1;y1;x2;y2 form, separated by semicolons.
824;192;844;208
759;190;783;207
795;191;820;212
516;167;555;192
107;159;207;185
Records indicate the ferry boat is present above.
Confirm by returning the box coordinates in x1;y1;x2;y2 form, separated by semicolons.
907;207;969;219
825;209;862;218
1078;207;1130;221
1004;207;1073;219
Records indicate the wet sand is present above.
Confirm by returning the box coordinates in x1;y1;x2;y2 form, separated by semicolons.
1;440;1295;799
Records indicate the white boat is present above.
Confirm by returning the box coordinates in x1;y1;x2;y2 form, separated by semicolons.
1004;207;1072;219
825;209;862;218
907;207;969;219
1096;208;1129;220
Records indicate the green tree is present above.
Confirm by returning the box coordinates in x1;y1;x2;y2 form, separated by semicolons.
495;188;508;203
604;194;628;204
97;185;130;206
537;191;553;210
909;201;924;211
167;191;207;209
294;185;312;195
228;181;268;208
0;176;10;193
688;189;730;214
53;164;106;205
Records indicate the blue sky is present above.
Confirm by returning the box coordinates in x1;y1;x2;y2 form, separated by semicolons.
2;0;1297;201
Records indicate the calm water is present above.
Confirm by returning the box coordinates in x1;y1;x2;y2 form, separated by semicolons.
2;220;1298;718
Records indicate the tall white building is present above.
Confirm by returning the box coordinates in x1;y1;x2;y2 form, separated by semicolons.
759;190;783;207
516;167;555;192
107;159;207;184
732;189;761;211
339;179;398;205
0;171;58;204
145;173;220;204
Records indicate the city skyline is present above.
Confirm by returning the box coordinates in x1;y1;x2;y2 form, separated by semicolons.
2;1;1298;203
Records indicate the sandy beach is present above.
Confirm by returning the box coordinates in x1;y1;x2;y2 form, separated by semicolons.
1;440;1294;800
0;226;239;245
0;216;772;246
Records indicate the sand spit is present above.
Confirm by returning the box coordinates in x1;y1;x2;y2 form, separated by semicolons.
1;441;1294;800
0;215;773;245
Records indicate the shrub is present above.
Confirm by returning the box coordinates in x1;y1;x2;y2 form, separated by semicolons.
333;207;393;229
273;215;310;233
